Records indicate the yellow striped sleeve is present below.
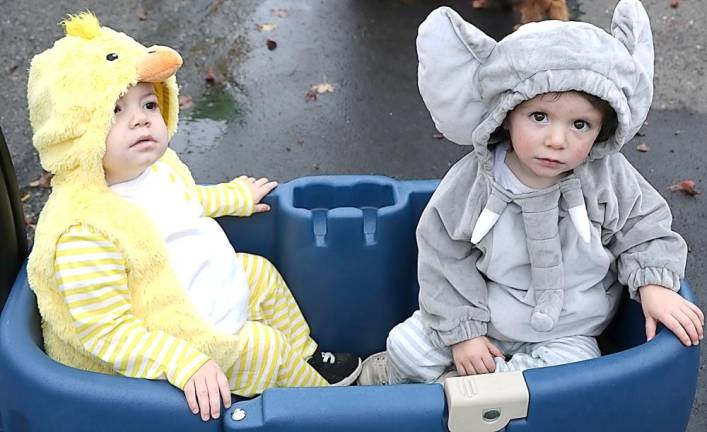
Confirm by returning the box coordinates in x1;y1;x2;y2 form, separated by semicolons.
196;178;254;217
55;224;210;389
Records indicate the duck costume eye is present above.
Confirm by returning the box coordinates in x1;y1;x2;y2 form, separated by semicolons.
106;52;118;61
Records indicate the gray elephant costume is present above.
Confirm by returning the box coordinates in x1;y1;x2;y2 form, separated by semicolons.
381;0;687;383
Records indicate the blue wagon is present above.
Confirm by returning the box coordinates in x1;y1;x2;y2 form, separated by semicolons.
0;126;700;431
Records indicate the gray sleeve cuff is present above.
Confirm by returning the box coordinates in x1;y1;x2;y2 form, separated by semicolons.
429;319;487;348
627;267;681;301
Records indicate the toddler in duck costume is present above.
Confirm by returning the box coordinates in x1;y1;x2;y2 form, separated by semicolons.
27;12;361;421
359;0;703;385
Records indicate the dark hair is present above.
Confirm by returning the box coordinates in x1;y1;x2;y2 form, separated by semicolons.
489;91;619;146
574;91;618;143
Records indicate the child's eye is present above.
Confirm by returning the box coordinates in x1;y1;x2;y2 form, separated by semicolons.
573;120;590;131
113;105;122;114
531;112;548;123
145;101;158;110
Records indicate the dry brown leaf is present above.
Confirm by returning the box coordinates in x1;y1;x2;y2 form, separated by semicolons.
29;172;53;188
204;66;217;84
636;142;650;152
266;39;278;50
207;0;225;15
137;8;148;21
305;89;317;102
305;82;335;102
257;23;277;32
179;95;193;110
667;179;701;196
670;0;680;8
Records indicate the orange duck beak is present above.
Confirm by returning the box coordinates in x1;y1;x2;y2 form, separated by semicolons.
136;46;182;82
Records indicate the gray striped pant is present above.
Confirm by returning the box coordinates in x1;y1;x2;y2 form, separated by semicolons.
386;311;600;384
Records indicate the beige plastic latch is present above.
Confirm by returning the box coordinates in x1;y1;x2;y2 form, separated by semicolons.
444;371;529;432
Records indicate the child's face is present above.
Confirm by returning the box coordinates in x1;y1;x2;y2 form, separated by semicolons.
103;82;169;185
504;92;603;189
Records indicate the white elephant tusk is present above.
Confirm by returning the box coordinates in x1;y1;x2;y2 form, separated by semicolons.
470;208;500;244
568;205;591;243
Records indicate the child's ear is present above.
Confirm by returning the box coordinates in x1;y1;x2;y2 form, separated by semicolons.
417;7;496;146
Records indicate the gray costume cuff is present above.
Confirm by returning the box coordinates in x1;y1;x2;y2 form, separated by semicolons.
430;320;487;348
627;267;681;301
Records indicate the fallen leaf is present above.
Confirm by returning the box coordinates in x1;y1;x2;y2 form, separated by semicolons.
137;8;148;21
636;142;650;152
271;8;289;18
204;66;217;84
20;193;31;202
266;39;278;50
670;0;680;8
667;179;701;196
432;132;445;140
312;83;335;93
305;90;317;102
29;172;53;188
179;95;193;110
207;0;225;15
257;23;277;32
305;82;335;102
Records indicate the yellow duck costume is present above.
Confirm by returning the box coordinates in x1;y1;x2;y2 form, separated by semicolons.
27;12;329;394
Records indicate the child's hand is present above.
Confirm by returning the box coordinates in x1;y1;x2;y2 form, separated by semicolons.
639;284;704;346
451;336;504;375
237;176;278;213
184;360;232;422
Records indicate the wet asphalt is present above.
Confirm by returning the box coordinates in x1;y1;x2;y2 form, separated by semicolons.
1;0;706;429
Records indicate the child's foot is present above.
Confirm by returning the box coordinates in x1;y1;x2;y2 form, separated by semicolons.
307;348;362;386
356;351;389;385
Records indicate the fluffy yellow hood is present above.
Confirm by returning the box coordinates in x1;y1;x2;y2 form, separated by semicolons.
27;12;182;185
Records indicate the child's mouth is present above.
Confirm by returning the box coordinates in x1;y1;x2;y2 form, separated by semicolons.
131;136;155;148
536;157;563;167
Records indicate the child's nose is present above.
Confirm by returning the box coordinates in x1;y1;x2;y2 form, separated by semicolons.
130;110;150;128
545;126;566;149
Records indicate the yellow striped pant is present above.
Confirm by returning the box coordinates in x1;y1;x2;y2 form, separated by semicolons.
227;253;328;396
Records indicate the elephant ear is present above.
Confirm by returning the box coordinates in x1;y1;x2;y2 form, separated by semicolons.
417;7;496;146
611;0;654;138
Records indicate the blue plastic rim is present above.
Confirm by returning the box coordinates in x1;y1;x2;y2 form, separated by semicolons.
0;175;700;432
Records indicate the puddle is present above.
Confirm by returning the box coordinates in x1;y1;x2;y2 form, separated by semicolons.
190;83;244;122
171;83;246;154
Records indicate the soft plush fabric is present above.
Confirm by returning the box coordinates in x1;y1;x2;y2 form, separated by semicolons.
417;0;653;156
413;0;686;342
26;13;247;378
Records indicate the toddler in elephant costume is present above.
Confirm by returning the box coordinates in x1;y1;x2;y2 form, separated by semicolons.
359;0;703;384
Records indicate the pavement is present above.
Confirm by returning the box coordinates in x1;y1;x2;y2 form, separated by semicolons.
1;0;705;429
